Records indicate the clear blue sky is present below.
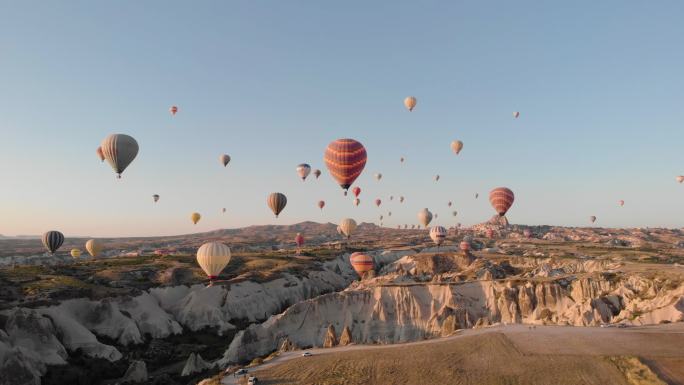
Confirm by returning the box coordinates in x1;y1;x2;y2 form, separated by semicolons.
1;1;684;237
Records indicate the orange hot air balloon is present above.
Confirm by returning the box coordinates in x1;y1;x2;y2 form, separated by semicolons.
375;199;381;207
404;96;417;112
324;139;367;195
350;252;374;277
677;176;684;184
489;187;515;216
318;200;325;210
352;186;361;198
169;105;178;116
96;146;105;162
295;233;304;248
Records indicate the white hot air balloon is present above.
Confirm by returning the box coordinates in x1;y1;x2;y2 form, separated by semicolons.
339;218;357;239
513;111;520;118
430;226;448;246
418;208;433;228
196;242;231;282
374;173;382;181
296;163;312;181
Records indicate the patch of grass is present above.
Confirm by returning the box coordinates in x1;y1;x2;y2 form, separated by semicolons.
609;356;667;385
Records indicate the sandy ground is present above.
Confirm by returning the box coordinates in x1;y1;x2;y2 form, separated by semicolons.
223;323;684;385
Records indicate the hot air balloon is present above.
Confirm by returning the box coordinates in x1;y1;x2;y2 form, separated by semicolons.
352;186;361;198
404;96;417;112
404;224;408;229
313;169;321;179
448;201;452;207
295;233;304;249
350;252;374;278
379;215;384;221
267;193;287;218
435;213;439;219
374;173;382;181
324;139;367;195
400;157;405;163
220;154;231;167
677;176;684;184
191;212;201;225
96;146;105;162
389;195;394;201
353;198;360;206
70;249;82;258
452;211;457;217
451;140;463;155
153;194;160;203
489;187;515;216
459;240;471;252
523;229;532;239
475;193;479;199
619;200;625;207
388;211;392;216
590;215;597;223
430;226;447;246
486;228;495;239
418;208;433;228
196;242;231;281
101;134;139;178
399;196;405;203
513;111;520;118
296;163;311;181
169;105;178;116
375;199;381;207
339;218;357;239
318;200;325;210
434;175;440;182
222;208;227;214
42;231;64;255
85;239;103;257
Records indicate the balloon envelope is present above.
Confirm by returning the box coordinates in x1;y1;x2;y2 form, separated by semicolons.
339;218;357;239
296;163;311;181
324;139;367;194
430;226;447;246
220;154;231;167
191;212;201;225
267;193;287;218
85;239;103;257
489;187;515;216
451;140;463;155
404;96;417;111
42;231;64;254
101;134;139;178
350;252;374;277
196;242;231;279
418;208;433;228
70;249;81;258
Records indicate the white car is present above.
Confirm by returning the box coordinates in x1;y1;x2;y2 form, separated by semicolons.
302;352;313;357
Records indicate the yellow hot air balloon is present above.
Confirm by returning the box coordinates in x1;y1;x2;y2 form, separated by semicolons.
339;218;357;239
196;242;231;281
451;140;463;155
404;96;417;112
85;239;103;258
191;212;201;225
70;249;82;258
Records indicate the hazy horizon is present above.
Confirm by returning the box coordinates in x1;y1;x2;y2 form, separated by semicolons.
2;1;684;237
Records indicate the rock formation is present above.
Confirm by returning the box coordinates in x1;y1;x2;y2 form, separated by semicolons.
181;352;212;376
118;360;147;384
322;324;338;348
338;326;353;346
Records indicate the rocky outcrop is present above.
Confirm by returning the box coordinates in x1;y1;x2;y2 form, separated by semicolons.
322;324;338;348
219;274;684;365
338;326;353;346
118;360;147;384
181;353;212;376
